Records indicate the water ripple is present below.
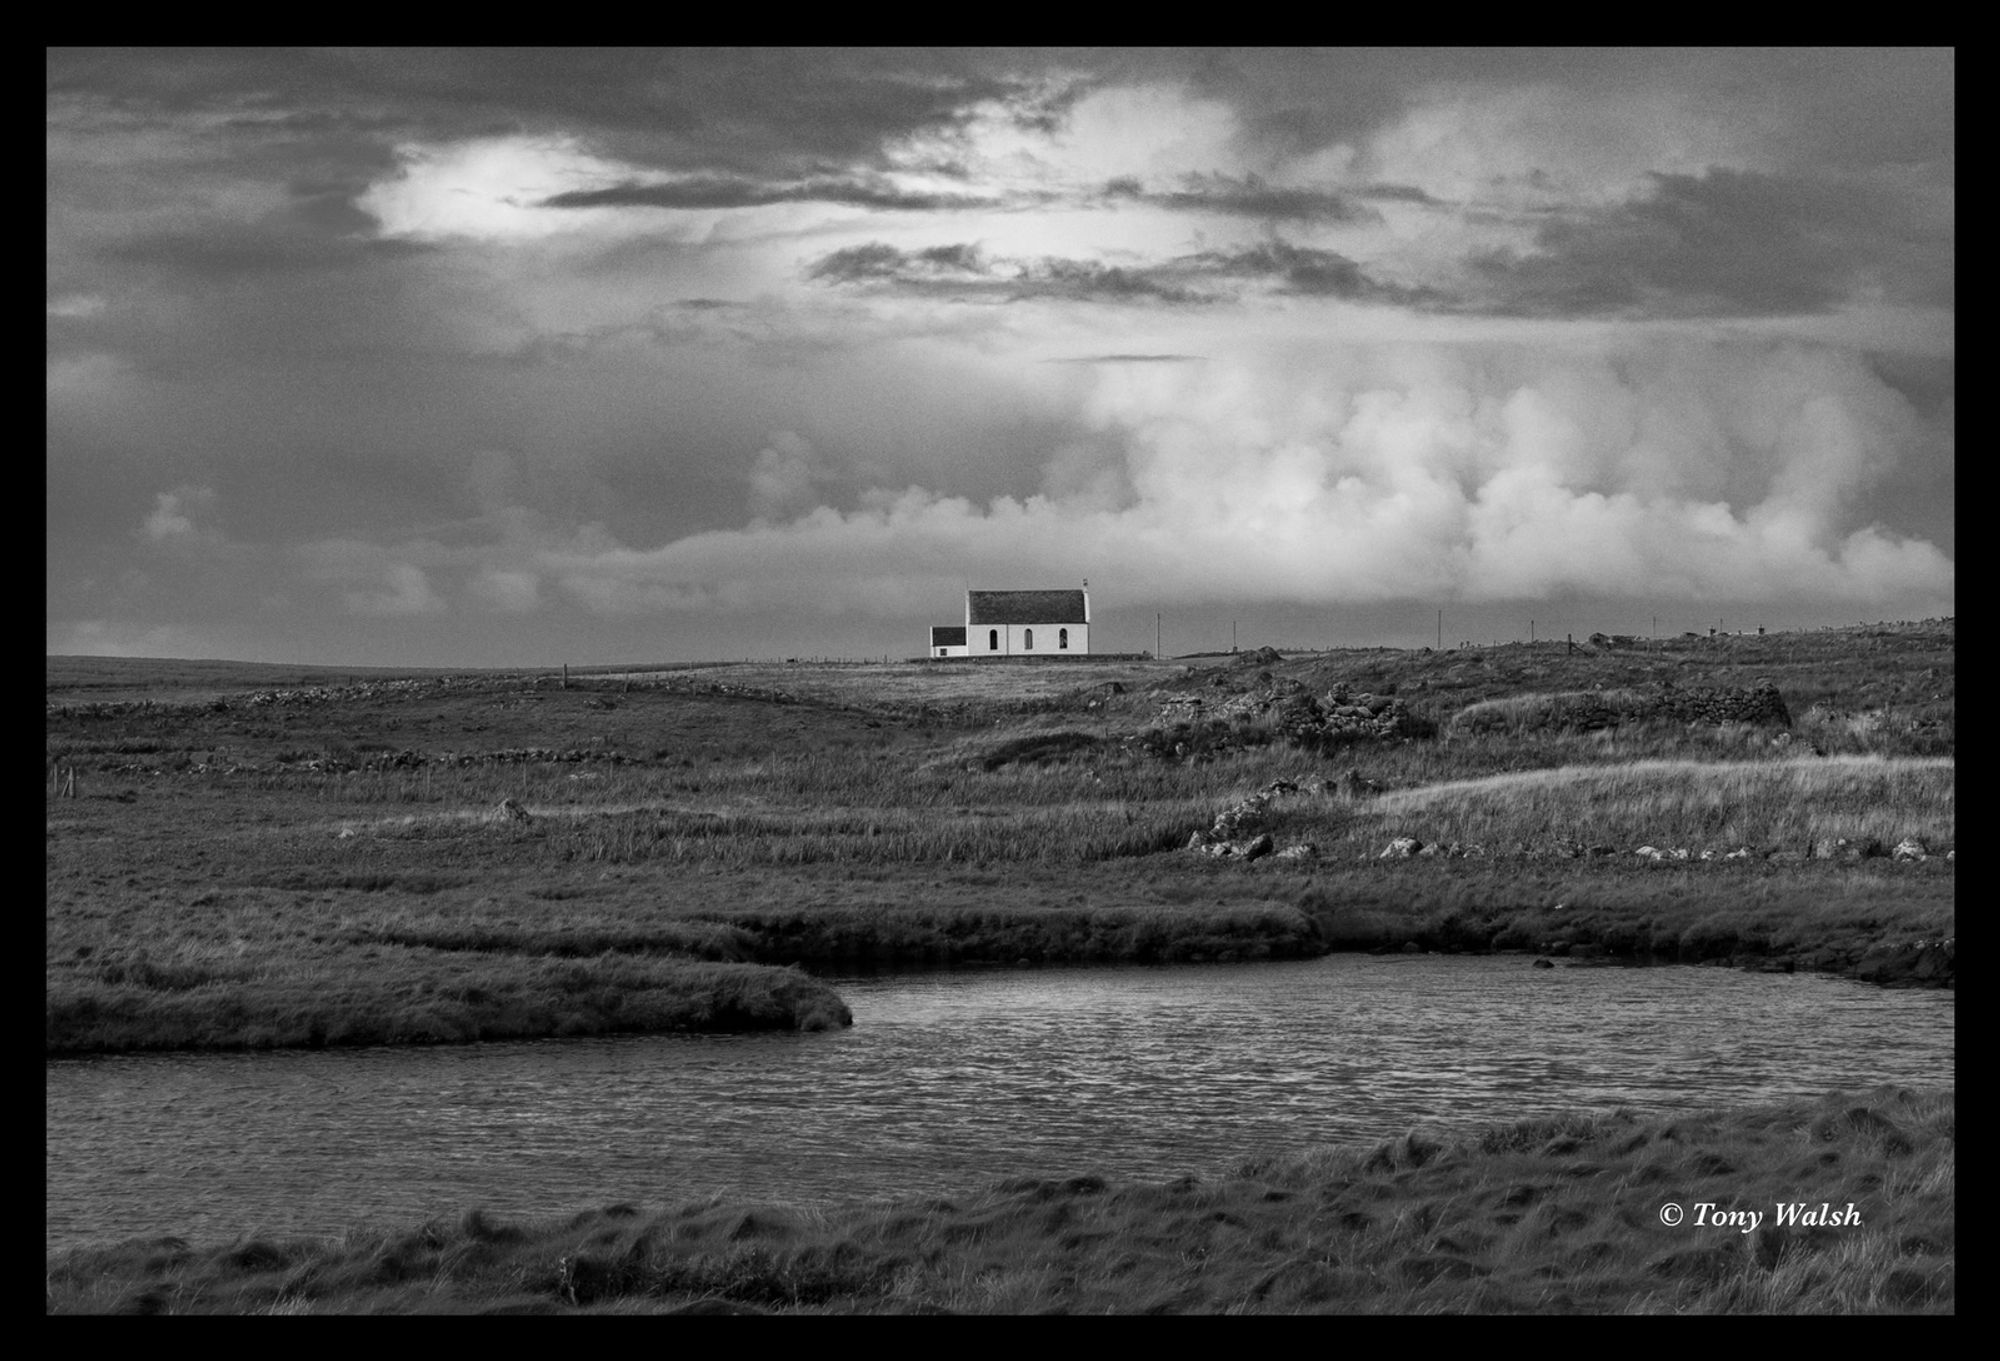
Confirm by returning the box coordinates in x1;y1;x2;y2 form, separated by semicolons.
46;956;1952;1252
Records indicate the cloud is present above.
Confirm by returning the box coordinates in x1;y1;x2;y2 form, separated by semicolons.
807;240;1210;303
1104;171;1379;223
1183;241;1416;300
747;430;824;521
345;563;446;617
521;335;1951;616
46;618;230;659
540;173;994;213
1460;168;1947;318
47;293;108;319
806;238;1413;305
1048;354;1203;365
301;539;450;616
469;568;541;613
142;485;220;545
358;135;637;241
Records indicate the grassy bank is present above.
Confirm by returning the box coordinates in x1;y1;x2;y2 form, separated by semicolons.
46;620;1952;1054
45;1085;1952;1314
46;954;851;1057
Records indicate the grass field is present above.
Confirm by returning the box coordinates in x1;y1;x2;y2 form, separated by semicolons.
45;1084;1952;1314
46;620;1952;1311
46;618;1953;1057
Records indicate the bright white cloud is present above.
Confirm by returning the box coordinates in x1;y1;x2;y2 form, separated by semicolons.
525;333;1951;615
359;135;636;242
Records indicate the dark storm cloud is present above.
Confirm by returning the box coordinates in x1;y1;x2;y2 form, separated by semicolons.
1101;172;1380;223
101;219;441;280
49;48;1039;180
807;241;1209;304
1357;183;1440;205
810;237;1414;306
1463;168;1949;319
1183;241;1414;301
541;173;994;213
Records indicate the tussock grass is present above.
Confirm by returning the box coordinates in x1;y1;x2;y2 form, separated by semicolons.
1343;756;1954;858
46;1086;1952;1314
1290;858;1953;972
46;953;850;1055
1449;688;1656;734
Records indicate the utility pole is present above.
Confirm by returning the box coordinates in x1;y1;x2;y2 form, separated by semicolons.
1156;612;1162;660
1437;609;1442;650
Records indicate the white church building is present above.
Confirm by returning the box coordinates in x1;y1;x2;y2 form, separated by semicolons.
929;588;1089;658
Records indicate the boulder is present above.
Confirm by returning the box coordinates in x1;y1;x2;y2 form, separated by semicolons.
1380;836;1423;859
1892;838;1928;862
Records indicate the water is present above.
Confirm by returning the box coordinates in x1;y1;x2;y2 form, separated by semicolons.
45;956;1954;1252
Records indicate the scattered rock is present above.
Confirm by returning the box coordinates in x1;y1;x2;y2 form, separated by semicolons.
1532;958;1555;970
498;797;532;823
1813;836;1880;862
1892;838;1928;862
1380;836;1422;859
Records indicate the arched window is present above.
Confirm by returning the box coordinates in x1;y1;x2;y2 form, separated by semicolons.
989;629;999;651
1024;628;1034;650
1059;628;1069;649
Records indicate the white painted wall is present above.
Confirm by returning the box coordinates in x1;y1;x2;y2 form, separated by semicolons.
973;622;1088;656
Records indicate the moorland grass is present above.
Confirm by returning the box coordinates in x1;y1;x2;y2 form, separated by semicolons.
46;951;851;1055
46;621;1952;1056
45;1085;1952;1314
1266;754;1954;862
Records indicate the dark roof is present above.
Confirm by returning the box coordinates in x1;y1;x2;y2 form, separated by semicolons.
967;589;1087;624
930;625;967;646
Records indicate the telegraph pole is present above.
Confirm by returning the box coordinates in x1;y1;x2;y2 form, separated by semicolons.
1156;612;1162;660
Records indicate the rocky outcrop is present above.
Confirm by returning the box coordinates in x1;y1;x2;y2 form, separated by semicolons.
1187;779;1326;861
1141;681;1432;762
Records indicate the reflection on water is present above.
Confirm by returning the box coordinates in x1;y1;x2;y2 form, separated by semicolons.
46;956;1953;1251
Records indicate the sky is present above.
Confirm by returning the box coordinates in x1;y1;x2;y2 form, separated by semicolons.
48;48;1954;666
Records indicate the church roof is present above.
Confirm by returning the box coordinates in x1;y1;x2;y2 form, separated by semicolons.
967;589;1087;624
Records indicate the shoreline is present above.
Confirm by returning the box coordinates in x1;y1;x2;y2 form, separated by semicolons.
46;1085;1954;1314
45;887;1953;1059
